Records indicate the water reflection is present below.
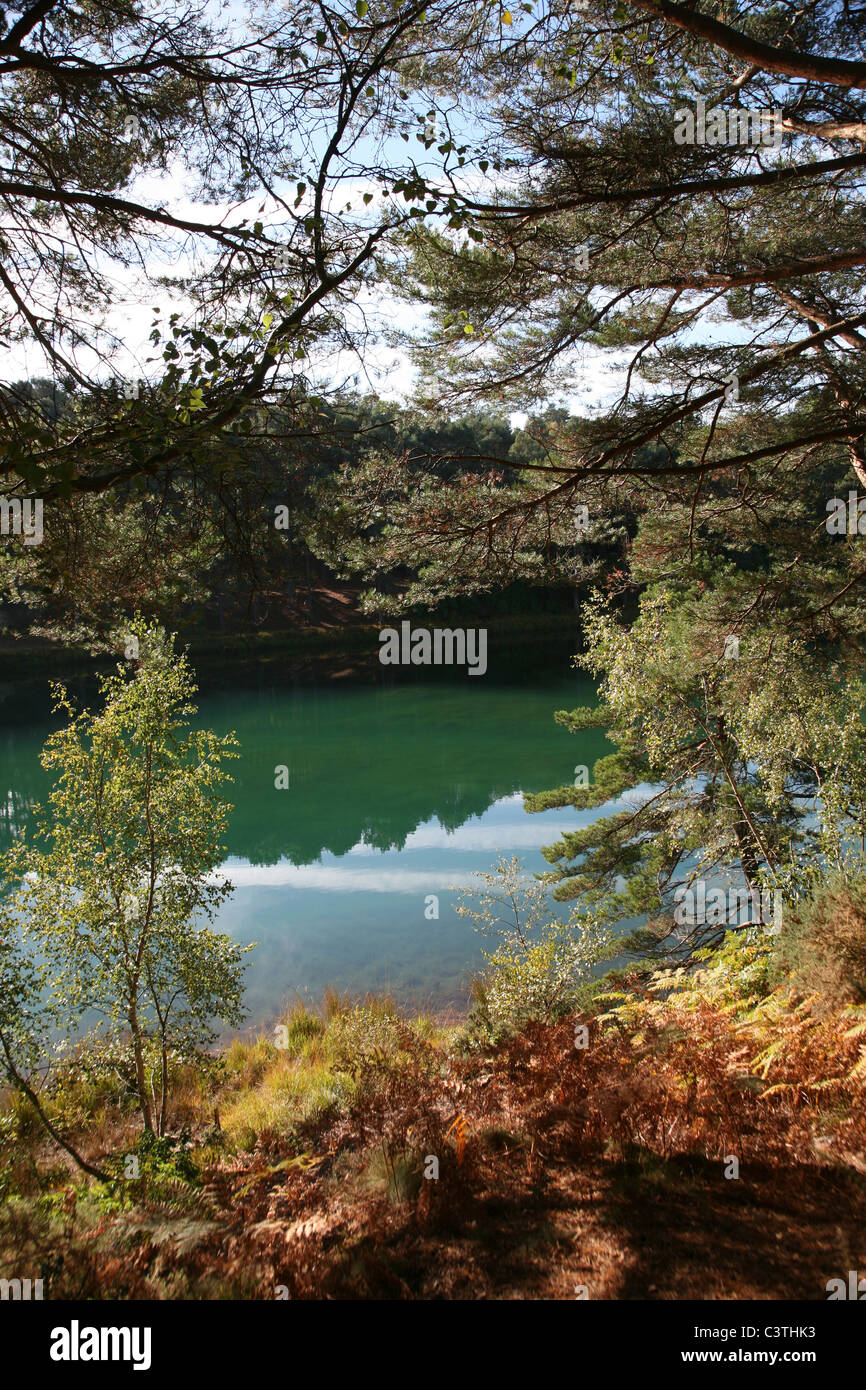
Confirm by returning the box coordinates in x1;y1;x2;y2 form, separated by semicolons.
0;636;606;1018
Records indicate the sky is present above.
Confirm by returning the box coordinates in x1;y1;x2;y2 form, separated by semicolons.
2;0;642;419
5;136;635;414
3;0;767;426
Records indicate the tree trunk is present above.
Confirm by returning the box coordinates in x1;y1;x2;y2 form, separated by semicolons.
0;1029;110;1181
304;551;314;623
158;1035;168;1138
129;1000;154;1132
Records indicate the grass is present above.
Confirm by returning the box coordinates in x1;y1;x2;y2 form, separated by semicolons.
223;1056;353;1152
214;997;450;1151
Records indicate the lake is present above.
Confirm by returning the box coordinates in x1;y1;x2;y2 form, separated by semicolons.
0;628;614;1031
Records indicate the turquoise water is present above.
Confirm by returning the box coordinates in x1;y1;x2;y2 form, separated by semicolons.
0;634;612;1027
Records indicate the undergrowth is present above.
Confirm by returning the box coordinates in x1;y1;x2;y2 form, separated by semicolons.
2;910;865;1299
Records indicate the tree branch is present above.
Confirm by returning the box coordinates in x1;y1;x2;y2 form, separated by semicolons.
629;0;866;89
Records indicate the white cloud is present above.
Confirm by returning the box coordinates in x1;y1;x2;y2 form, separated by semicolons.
215;861;473;893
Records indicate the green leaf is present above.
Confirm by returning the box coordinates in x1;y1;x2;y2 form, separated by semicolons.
356;0;368;14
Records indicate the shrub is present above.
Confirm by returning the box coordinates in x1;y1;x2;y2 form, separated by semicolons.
772;878;866;1009
325;1005;419;1077
454;855;616;1042
479;916;615;1037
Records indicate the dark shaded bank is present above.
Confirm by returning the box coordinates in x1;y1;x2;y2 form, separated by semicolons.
0;608;585;686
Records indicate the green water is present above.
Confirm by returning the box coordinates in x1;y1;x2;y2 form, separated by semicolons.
0;632;613;1028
